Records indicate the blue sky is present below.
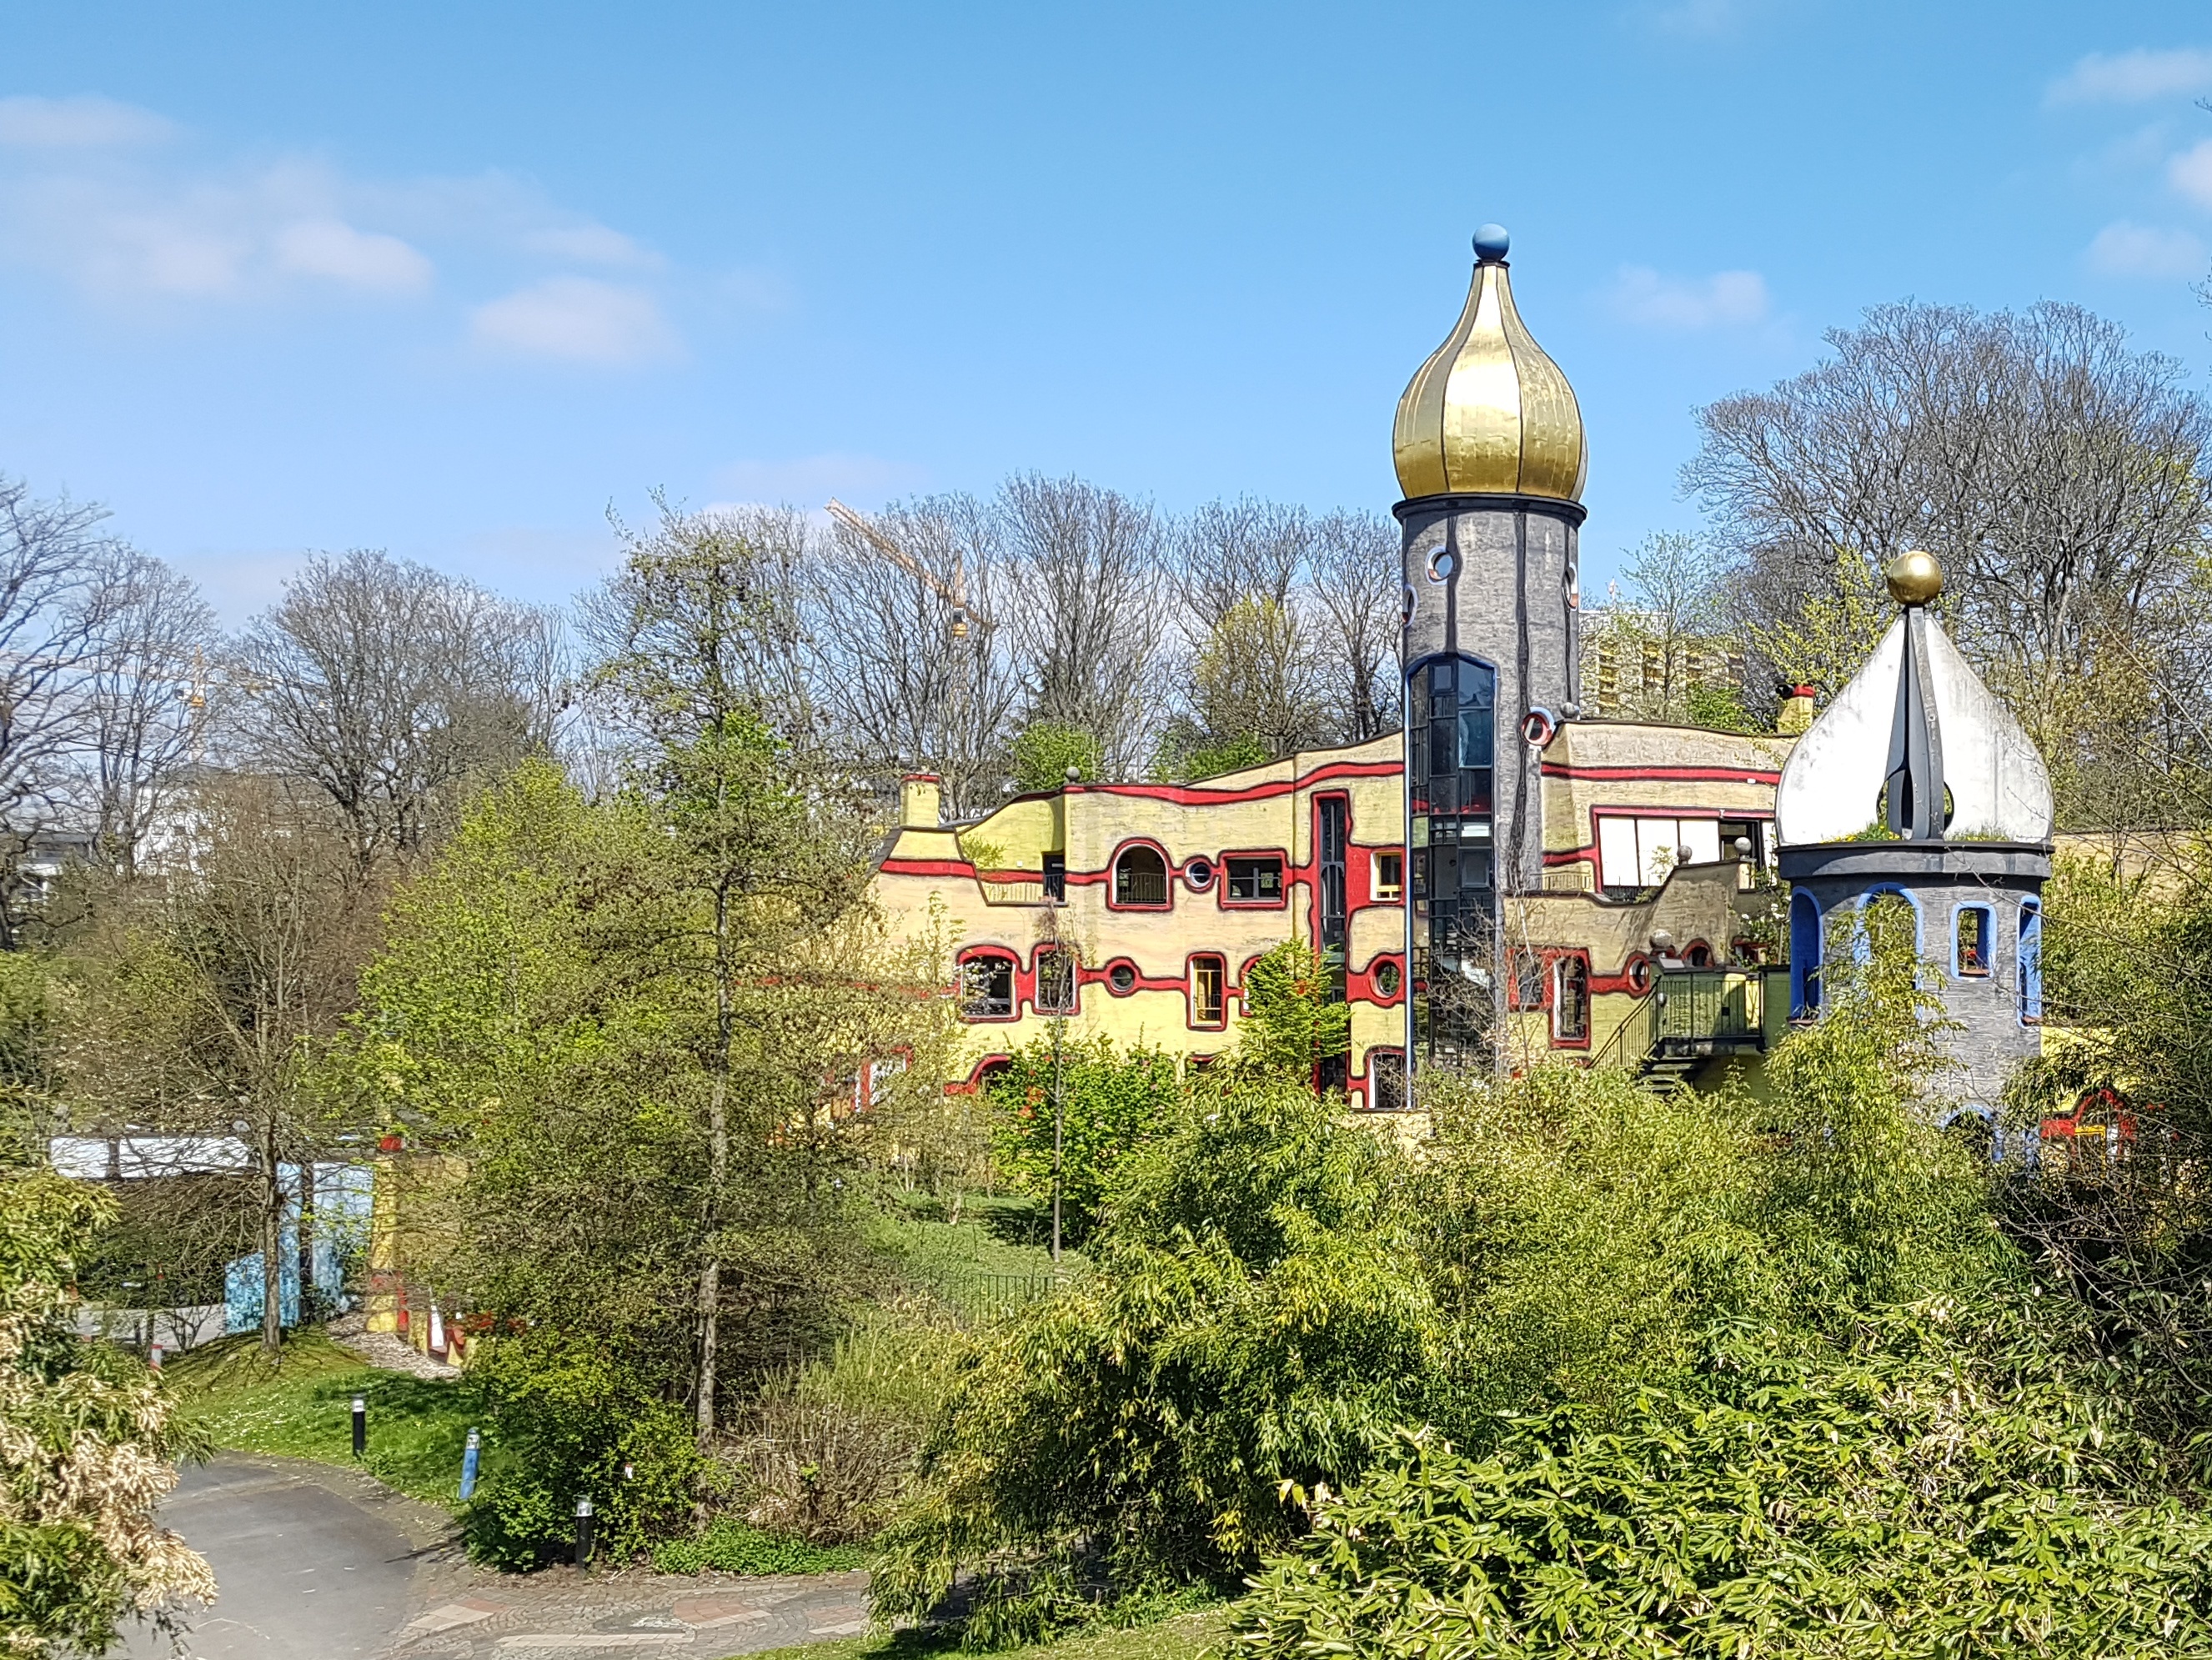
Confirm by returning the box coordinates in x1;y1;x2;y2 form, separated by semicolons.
4;1;2212;619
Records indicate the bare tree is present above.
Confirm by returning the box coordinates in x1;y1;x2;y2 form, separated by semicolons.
998;474;1168;778
227;551;561;866
1307;509;1401;742
814;494;1020;819
53;780;381;1353
78;549;216;875
1173;498;1309;635
1685;300;2212;820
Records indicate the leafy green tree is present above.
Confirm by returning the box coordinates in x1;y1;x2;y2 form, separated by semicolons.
872;1080;1440;1645
1009;722;1101;792
1237;941;1350;1086
0;1166;214;1653
1237;1299;2212;1660
986;1036;1183;1243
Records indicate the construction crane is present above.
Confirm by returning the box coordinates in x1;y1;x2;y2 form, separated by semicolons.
824;498;989;639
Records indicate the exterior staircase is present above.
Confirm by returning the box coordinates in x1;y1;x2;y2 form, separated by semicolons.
1597;967;1790;1092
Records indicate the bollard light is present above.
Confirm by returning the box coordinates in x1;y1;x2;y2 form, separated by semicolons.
574;1495;596;1568
351;1396;367;1458
459;1428;481;1502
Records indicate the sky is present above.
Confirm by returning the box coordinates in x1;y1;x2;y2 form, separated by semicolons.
5;1;2212;620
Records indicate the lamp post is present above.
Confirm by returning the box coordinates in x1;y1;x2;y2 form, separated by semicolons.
574;1496;595;1568
350;1396;366;1458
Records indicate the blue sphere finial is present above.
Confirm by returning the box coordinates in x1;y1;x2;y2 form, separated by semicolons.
1472;223;1511;262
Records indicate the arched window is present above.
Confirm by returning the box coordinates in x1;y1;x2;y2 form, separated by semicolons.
958;951;1016;1021
1789;890;1822;1019
2018;899;2043;1025
1113;844;1169;907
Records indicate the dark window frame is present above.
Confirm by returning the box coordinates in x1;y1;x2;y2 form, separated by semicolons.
1190;953;1227;1030
1222;852;1288;908
1110;841;1172;910
957;950;1018;1022
1035;945;1078;1014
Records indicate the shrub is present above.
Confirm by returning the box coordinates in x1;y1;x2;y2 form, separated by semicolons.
650;1517;867;1575
460;1332;703;1569
986;1037;1184;1242
872;1081;1439;1645
1236;1300;2212;1660
1236;942;1351;1084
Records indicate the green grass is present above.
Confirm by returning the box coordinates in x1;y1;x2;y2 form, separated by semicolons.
866;1196;1084;1321
725;1606;1227;1660
652;1517;870;1576
163;1328;486;1512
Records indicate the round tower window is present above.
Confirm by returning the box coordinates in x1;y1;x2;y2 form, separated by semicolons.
1428;548;1458;584
1185;858;1215;890
1108;963;1136;994
1374;960;1402;997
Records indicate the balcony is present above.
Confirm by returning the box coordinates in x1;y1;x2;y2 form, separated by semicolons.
1594;966;1791;1088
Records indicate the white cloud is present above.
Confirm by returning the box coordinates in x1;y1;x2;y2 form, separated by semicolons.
710;454;929;507
2085;219;2207;278
0;93;174;148
273;217;434;294
2048;47;2212;106
470;276;678;365
519;222;662;268
2171;138;2212;208
1609;265;1770;328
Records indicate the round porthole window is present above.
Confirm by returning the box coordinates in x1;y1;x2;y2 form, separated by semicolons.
1626;955;1655;995
1108;963;1137;994
1185;858;1215;890
1374;960;1402;997
1427;547;1458;584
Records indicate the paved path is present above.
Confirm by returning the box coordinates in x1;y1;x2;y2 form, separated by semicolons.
128;1454;872;1659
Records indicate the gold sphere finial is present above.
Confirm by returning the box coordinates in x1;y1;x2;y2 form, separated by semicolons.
1885;549;1943;605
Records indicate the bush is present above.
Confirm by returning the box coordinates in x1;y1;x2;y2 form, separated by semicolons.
872;1080;1439;1645
650;1517;867;1575
986;1037;1184;1242
460;1332;702;1569
1236;1300;2212;1659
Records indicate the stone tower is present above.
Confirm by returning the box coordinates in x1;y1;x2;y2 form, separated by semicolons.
1393;224;1587;1075
1774;552;2053;1123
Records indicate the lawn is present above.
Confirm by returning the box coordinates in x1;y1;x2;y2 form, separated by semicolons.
866;1195;1083;1322
162;1328;486;1512
727;1607;1227;1660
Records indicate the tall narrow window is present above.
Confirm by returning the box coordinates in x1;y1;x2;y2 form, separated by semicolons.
1955;905;1992;977
1113;845;1168;906
1407;653;1498;1071
1036;946;1076;1014
1552;955;1589;1043
1368;1050;1407;1113
1042;852;1066;903
1191;955;1226;1029
1317;796;1349;959
1789;890;1822;1019
2019;900;2043;1024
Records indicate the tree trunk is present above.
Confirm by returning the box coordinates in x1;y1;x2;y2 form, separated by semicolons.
297;1161;316;1319
259;1113;283;1356
696;875;734;1452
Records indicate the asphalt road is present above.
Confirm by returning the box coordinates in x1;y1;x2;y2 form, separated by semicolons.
121;1454;441;1658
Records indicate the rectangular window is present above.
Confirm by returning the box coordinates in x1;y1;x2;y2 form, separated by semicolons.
1317;798;1349;956
1552;956;1589;1044
1226;856;1284;904
959;955;1014;1020
2019;901;2043;1024
1954;905;1992;978
1598;815;1728;890
1374;850;1404;901
1042;852;1066;903
1191;955;1226;1028
1036;945;1076;1013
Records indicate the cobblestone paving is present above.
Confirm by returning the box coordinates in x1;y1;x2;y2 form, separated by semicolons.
389;1562;872;1658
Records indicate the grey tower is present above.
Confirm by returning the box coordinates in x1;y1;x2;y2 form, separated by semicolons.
1391;226;1588;1073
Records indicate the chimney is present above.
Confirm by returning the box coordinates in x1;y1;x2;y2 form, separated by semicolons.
900;773;942;828
1778;685;1817;736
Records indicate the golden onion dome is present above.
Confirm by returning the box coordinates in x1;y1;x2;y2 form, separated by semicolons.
1392;225;1588;503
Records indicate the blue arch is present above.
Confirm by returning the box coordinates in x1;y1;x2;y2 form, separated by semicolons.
2018;898;2043;1025
1789;890;1822;1018
1855;885;1924;960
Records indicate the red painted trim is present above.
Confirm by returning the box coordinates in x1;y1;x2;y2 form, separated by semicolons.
880;857;979;879
1349;953;1407;1006
946;1053;1014;1095
1093;957;1184;996
1066;759;1401;808
1547;950;1593;1049
954;945;1022;1022
1543;764;1781;784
